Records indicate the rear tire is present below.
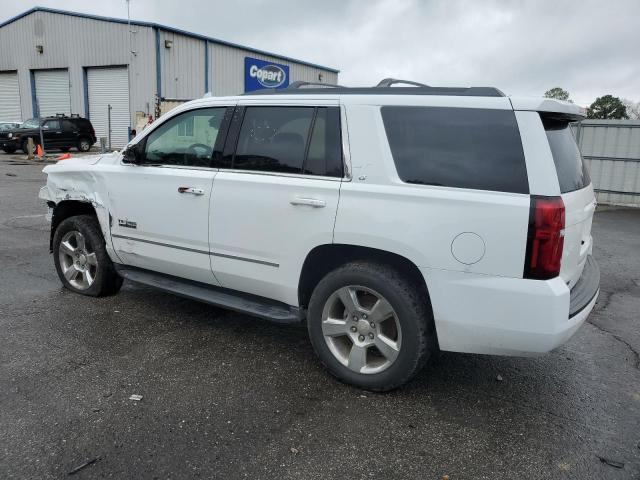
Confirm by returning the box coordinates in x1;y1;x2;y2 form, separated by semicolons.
77;137;91;152
2;147;16;154
307;261;434;391
60;147;70;153
53;215;123;297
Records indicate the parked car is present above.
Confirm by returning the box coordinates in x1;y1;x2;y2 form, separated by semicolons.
0;121;21;152
38;80;600;391
1;115;96;153
0;121;21;130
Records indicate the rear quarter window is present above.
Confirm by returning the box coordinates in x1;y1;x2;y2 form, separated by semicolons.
542;117;590;193
381;106;529;194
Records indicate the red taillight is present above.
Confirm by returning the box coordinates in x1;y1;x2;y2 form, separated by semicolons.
524;196;565;280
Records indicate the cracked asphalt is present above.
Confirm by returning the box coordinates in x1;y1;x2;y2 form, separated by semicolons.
1;153;639;479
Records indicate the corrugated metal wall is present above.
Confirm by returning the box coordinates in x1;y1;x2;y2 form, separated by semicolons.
0;10;156;126
574;120;640;206
0;9;339;133
160;31;205;100
209;43;339;96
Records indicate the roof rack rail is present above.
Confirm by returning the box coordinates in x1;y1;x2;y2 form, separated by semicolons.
287;81;343;89
245;85;505;98
376;78;429;88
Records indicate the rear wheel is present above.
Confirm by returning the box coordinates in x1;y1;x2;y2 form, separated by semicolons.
77;137;91;152
60;147;70;153
2;146;16;154
53;215;123;296
307;262;433;391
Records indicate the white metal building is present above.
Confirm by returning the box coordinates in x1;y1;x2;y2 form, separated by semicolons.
0;7;339;147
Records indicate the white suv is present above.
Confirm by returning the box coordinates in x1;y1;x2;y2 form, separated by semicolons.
39;79;600;391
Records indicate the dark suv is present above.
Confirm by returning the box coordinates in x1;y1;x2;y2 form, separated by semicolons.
0;115;96;154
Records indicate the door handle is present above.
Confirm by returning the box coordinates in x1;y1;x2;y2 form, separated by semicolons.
290;196;326;208
178;187;204;195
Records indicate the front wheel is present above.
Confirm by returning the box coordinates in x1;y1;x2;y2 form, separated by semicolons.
307;262;434;391
53;215;123;296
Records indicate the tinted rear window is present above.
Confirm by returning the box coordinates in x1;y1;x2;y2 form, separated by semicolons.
381;106;529;194
542;117;590;193
232;106;343;177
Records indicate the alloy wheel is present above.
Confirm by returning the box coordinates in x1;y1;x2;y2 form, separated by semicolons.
321;285;402;374
58;230;98;290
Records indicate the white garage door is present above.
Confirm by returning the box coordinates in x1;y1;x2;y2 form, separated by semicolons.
34;69;71;117
87;67;130;149
0;72;21;122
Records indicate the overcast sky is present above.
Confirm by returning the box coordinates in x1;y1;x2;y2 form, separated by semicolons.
1;0;638;106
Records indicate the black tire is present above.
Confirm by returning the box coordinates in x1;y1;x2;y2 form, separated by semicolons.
307;261;434;391
60;147;71;153
52;215;123;297
77;137;92;152
2;146;16;154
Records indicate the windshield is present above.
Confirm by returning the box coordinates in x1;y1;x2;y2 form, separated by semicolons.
0;123;18;131
20;119;41;129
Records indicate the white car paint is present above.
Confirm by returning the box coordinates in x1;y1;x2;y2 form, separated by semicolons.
39;91;598;357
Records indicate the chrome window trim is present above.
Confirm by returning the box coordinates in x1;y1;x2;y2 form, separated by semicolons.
216;169;342;182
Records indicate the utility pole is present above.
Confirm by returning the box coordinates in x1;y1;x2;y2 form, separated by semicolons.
126;0;135;142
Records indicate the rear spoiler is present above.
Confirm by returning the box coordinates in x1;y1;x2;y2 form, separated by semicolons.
509;96;586;122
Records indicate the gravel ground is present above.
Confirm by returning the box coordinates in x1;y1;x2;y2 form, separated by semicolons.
1;152;639;479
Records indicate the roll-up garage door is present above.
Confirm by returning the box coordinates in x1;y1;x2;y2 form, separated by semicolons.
87;67;130;148
0;72;21;122
34;69;71;118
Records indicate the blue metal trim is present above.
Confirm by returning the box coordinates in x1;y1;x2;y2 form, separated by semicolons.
29;70;37;117
204;40;209;93
0;7;339;73
82;68;89;118
154;27;162;98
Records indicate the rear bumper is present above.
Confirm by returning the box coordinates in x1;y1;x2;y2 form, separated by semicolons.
422;256;600;356
569;255;599;317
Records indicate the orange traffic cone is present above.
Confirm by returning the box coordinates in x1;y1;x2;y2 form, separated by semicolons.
35;144;43;158
57;153;72;160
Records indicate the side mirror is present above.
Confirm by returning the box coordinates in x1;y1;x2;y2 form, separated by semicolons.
123;144;143;164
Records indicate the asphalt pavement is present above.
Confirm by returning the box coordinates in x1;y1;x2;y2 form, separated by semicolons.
1;152;639;479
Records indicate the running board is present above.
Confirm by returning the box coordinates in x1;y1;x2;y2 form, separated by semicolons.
115;266;301;324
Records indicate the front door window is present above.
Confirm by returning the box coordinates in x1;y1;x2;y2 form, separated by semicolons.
143;108;226;167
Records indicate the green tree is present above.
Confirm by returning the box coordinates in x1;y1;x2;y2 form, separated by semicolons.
587;95;629;119
544;87;570;101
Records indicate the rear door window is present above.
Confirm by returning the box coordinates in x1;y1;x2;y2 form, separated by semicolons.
234;107;314;173
381;106;529;194
231;106;343;177
542;117;590;193
304;107;343;177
